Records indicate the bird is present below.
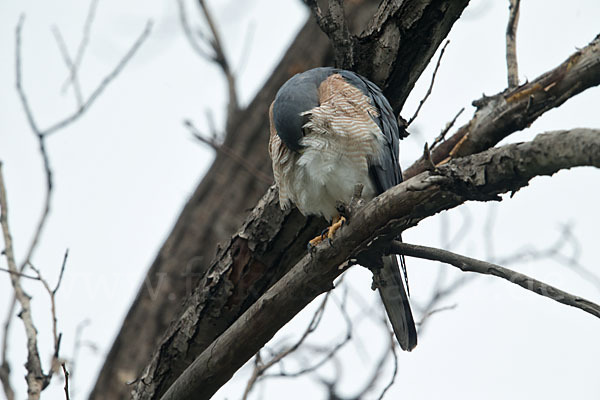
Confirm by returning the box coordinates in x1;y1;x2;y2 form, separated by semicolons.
268;67;417;351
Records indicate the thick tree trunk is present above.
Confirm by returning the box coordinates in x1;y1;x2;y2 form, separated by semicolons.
88;3;372;399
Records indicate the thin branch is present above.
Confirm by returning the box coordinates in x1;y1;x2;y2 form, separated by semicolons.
0;294;15;400
16;16;153;138
303;0;353;68
429;107;464;151
404;33;600;179
61;0;99;95
377;339;397;400
51;26;83;107
242;293;330;399
0;267;41;281
407;40;450;127
178;0;239;130
263;288;353;380
61;363;71;400
416;304;458;326
389;241;600;319
184;120;272;185
506;0;521;88
177;0;213;60
0;163;47;399
44;20;153;137
28;253;68;363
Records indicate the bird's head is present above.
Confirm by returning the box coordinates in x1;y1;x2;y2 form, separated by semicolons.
271;67;335;152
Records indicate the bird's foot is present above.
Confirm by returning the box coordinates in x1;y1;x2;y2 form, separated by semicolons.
307;216;347;250
327;215;346;240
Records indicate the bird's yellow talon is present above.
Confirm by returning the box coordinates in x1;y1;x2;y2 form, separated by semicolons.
327;216;346;240
308;216;347;248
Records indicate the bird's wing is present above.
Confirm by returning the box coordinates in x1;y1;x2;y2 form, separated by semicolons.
338;70;417;350
336;70;407;192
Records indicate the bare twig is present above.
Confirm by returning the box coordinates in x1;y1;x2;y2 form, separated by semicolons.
61;0;99;96
184;120;272;185
242;293;330;399
61;363;71;400
177;0;239;130
0;295;16;400
303;0;353;68
407;40;450;127
17;16;153;138
52;27;83;107
430;107;464;151
389;241;600;319
6;12;151;398
377;338;398;400
28;249;69;366
0;163;47;399
417;304;458;326
0;267;41;281
506;0;521;88
69;319;96;398
404;34;600;179
264;288;353;380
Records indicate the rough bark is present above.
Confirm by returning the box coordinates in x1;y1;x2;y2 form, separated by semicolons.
130;1;471;398
405;33;600;178
134;25;600;400
158;128;600;400
89;3;378;399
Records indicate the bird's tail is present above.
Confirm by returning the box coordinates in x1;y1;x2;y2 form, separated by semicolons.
373;254;417;351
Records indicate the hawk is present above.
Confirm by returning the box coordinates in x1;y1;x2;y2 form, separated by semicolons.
268;67;417;351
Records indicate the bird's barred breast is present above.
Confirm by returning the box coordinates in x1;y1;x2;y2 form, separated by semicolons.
272;74;388;221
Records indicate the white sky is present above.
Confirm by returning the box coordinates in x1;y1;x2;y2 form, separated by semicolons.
1;0;599;399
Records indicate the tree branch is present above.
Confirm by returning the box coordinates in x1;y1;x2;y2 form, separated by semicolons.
155;128;600;400
405;32;600;178
506;0;521;88
0;164;47;399
178;0;239;131
407;40;450;127
389;241;600;318
303;0;354;68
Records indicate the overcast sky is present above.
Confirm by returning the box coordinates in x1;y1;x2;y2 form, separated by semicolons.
1;0;599;399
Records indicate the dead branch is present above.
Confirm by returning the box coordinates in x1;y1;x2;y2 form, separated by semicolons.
261;287;353;381
405;32;600;178
389;241;600;318
16;16;152;138
61;363;70;400
51;27;83;107
0;164;47;399
303;0;353;68
407;40;450;127
184;120;272;185
27;249;69;375
242;293;330;399
429;107;464;151
0;296;15;400
177;0;239;130
506;0;521;88
3;11;151;399
61;0;99;96
154;128;600;400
